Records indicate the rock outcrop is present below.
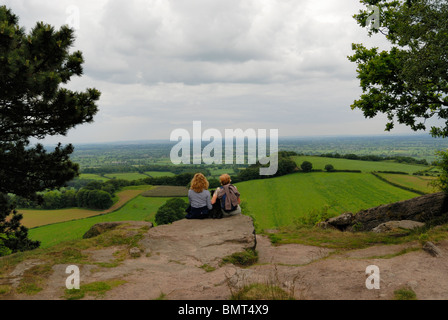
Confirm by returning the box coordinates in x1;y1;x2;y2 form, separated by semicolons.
319;192;448;232
140;214;256;267
372;220;425;233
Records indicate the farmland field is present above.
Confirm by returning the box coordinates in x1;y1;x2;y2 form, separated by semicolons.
376;173;437;194
141;185;188;197
20;186;154;228
235;172;420;231
103;172;149;180
292;156;427;174
144;171;175;177
28;196;174;249
209;168;236;178
78;173;110;181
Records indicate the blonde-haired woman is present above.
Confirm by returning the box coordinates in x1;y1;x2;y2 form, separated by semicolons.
186;173;213;219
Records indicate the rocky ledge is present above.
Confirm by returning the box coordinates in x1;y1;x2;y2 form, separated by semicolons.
319;192;448;232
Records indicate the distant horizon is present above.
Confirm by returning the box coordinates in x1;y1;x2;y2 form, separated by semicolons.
37;131;443;147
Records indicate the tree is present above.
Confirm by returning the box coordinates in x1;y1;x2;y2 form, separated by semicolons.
87;190;113;210
0;6;100;254
325;164;335;172
300;161;313;173
155;198;188;225
349;0;448;137
431;150;448;193
275;158;298;176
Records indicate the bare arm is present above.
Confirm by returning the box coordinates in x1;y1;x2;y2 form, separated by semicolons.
211;190;218;204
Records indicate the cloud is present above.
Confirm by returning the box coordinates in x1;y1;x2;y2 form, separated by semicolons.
3;0;413;144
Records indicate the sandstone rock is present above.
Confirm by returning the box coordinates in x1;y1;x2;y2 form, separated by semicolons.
139;214;256;268
423;241;442;257
129;247;142;258
321;193;448;232
327;213;353;230
372;220;425;233
83;222;125;239
83;221;153;239
352;192;448;231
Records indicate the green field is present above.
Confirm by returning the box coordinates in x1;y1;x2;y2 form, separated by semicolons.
292;156;426;174
25;156;437;249
78;173;110;181
144;171;175;177
235;172;420;231
20;186;154;228
209;168;235;178
377;173;437;194
28;196;172;249
104;172;148;180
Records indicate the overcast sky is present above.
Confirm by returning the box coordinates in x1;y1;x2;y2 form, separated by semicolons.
4;0;425;144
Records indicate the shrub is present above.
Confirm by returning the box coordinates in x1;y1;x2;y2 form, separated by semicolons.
293;205;333;228
221;249;258;267
155;198;188;225
0;234;12;257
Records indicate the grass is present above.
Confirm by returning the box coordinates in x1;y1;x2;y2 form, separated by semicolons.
141;185;188;197
16;263;53;295
144;171;175;177
230;283;293;300
64;279;126;300
292;156;427;174
221;249;258;267
264;218;448;251
199;264;216;272
377;173;438;194
235;172;419;231
19;185;154;228
394;287;417;300
104;172;149;181
78;173;110;181
209;168;235;178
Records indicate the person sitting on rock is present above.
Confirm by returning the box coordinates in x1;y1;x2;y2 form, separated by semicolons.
186;173;213;219
211;174;241;217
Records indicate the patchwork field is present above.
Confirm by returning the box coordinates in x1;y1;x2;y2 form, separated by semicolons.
22;156;440;250
28;196;172;249
103;172;149;180
78;173;110;181
235;172;420;231
376;173;437;194
144;171;175;177
292;156;426;174
141;186;188;197
20;186;154;229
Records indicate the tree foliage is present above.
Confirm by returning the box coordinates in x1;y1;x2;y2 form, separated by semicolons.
155;198;188;226
0;6;100;254
300;161;313;173
349;0;448;137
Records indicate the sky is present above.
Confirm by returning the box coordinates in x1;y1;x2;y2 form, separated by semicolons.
3;0;427;144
